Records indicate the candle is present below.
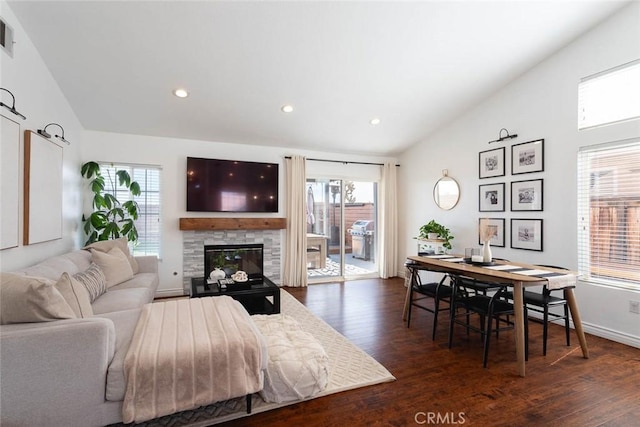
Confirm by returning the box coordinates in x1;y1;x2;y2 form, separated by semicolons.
471;255;484;263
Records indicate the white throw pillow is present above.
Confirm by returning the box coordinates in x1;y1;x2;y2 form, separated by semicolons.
55;272;94;318
73;263;108;302
0;273;76;324
84;237;139;274
91;246;134;288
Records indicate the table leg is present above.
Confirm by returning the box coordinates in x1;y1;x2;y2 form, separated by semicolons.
565;288;590;358
402;268;413;321
513;282;526;377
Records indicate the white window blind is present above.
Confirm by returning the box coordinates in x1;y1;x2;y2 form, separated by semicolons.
577;139;640;289
578;59;640;130
100;163;162;257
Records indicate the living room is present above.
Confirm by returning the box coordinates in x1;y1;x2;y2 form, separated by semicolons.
1;0;639;425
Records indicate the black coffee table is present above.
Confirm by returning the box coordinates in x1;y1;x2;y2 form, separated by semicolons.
190;276;280;315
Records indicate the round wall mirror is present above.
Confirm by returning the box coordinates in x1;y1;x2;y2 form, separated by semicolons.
433;175;460;210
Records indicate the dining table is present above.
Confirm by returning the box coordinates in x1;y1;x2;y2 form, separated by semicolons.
405;254;590;377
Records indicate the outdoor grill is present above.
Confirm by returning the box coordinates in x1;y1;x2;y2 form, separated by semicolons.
348;220;375;261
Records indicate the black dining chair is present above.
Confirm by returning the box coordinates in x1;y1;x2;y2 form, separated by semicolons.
448;274;517;368
405;262;453;340
522;265;573;357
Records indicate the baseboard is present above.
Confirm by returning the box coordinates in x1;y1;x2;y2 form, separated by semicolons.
527;311;640;349
579;321;640;349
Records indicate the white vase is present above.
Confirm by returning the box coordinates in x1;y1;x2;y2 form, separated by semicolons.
209;267;225;281
482;240;492;263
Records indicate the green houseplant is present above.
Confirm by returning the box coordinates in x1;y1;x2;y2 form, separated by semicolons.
417;220;454;250
81;161;141;245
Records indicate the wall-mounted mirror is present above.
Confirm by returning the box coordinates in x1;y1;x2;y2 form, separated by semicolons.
433;171;460;210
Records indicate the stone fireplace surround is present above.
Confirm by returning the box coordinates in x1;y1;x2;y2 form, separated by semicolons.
182;230;282;294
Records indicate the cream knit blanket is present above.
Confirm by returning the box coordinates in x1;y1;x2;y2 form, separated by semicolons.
122;296;265;423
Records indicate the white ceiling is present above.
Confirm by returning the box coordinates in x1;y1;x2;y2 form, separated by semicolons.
7;1;629;156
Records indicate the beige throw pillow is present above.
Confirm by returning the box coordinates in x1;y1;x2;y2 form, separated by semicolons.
73;263;108;302
55;272;93;318
90;246;134;288
84;237;139;274
0;273;76;325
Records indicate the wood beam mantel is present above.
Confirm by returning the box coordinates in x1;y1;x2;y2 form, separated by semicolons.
179;217;287;231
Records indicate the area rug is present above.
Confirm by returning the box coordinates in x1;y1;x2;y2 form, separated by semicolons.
113;289;395;427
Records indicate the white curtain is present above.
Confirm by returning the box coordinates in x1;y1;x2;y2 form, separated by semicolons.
283;155;308;287
379;162;398;278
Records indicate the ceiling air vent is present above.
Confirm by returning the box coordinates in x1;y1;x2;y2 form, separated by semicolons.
0;17;14;58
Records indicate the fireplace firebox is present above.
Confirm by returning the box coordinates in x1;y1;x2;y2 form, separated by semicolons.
204;244;264;283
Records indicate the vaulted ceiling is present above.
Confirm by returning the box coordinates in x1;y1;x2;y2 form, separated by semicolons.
7;1;629;156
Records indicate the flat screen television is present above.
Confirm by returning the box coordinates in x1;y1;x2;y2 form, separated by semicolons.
186;157;278;212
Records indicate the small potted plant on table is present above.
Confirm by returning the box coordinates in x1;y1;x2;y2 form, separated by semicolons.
417;220;454;251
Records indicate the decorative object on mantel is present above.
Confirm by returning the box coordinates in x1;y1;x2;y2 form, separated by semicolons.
0;88;27;120
179;217;287;231
416;220;454;251
80;161;141;245
37;122;71;145
479;218;497;262
487;127;518;144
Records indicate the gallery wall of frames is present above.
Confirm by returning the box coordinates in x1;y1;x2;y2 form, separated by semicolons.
478;139;545;251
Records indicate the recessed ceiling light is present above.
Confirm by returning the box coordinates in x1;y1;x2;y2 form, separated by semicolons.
370;118;381;125
173;88;189;98
281;105;294;113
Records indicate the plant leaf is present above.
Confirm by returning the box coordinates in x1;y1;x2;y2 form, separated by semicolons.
93;194;106;209
81;161;100;179
123;200;139;218
104;193;119;210
116;170;131;188
129;181;141;196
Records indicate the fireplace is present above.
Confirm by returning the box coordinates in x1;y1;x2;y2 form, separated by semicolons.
182;229;281;293
204;243;264;283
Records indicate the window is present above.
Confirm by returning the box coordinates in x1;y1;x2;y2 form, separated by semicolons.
100;163;162;257
577;139;640;289
578;59;640;129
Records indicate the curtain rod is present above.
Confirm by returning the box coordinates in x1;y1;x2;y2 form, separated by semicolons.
285;156;400;167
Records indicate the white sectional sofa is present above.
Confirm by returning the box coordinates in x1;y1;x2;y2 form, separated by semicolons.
0;240;159;427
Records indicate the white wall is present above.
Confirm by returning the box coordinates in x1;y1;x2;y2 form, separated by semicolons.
83;131;396;295
398;3;640;347
0;1;84;272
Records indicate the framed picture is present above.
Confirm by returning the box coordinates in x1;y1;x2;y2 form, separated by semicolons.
511;218;543;251
511;179;543;211
479;147;505;179
478;218;505;247
479;183;505;212
512;139;544;175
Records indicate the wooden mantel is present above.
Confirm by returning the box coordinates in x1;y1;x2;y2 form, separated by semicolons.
179;217;287;231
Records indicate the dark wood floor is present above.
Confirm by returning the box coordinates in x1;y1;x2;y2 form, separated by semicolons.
223;278;640;426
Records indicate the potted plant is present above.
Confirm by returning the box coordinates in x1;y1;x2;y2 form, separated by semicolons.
417;220;454;251
80;161;141;245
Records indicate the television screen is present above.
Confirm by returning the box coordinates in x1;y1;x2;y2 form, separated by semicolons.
186;157;278;212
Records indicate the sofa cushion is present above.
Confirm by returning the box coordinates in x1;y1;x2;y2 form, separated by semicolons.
73;263;108;302
91;288;155;315
85;237;139;274
108;272;159;292
0;273;76;324
95;308;142;401
55;273;93;318
90;247;134;288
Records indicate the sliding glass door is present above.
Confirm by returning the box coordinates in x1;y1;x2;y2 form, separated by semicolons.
306;178;378;282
